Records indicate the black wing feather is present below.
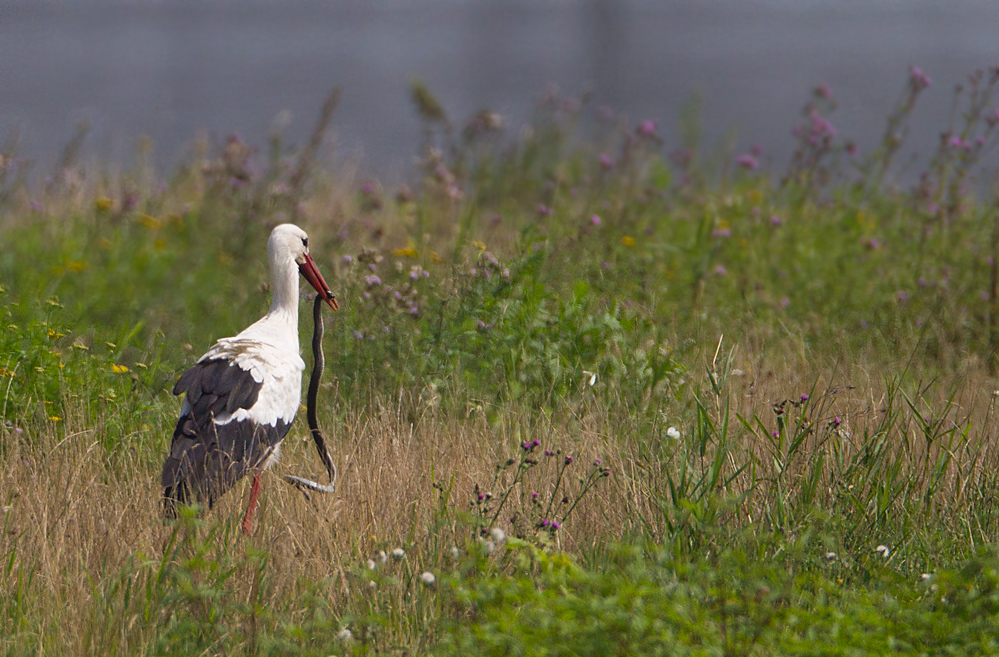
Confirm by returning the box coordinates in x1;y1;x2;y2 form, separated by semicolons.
161;357;289;517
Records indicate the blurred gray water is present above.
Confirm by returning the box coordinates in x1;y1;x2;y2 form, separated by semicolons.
1;0;998;180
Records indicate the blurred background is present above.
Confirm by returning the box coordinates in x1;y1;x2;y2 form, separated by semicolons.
1;0;996;180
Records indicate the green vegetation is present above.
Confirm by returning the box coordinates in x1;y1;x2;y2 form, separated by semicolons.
3;70;999;654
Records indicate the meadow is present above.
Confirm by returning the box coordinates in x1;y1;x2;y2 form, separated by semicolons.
4;69;999;654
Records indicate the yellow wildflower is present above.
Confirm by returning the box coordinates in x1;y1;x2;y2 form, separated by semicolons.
67;261;86;273
138;213;162;230
49;416;62;422
95;196;113;212
392;246;418;258
622;236;636;247
472;240;487;251
429;251;443;264
218;251;233;266
111;364;129;374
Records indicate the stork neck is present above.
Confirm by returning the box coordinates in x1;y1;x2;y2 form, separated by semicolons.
267;256;300;329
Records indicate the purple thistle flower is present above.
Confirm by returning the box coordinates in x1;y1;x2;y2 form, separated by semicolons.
342;254;353;264
637;120;657;137
521;441;531;451
598;153;614;170
532;492;539;500
544;449;553;457
30;200;43;212
800;394;809;402
353;331;364;340
593;458;602;466
531;439;540;448
750;144;764;157
712;227;731;239
714;265;727;276
363;275;382;286
591;214;602;226
736;154;759;170
368;263;377;272
770;215;782;226
909;65;932;90
537;204;553;217
780;297;790;308
564;456;574;465
832;416;842;428
551;521;560;531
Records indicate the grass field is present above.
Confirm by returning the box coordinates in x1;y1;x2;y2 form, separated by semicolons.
5;71;999;654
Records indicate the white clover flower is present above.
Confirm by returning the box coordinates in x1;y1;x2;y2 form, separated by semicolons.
666;427;681;440
420;571;437;587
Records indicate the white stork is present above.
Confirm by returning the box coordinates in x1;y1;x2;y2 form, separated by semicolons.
161;223;338;533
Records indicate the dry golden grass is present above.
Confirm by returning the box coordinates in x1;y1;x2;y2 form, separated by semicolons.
4;344;999;653
0;389;643;652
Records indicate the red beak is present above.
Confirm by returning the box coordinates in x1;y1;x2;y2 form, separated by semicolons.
299;253;339;311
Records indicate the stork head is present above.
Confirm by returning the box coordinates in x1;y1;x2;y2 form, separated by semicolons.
269;224;339;311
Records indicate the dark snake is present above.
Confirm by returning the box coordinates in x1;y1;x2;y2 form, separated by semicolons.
282;296;337;495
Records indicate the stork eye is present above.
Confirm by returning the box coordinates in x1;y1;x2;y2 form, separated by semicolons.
302;237;309;248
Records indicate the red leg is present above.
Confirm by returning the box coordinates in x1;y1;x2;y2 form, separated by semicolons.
241;473;262;535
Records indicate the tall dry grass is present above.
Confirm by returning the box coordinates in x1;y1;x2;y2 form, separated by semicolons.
4;343;999;651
